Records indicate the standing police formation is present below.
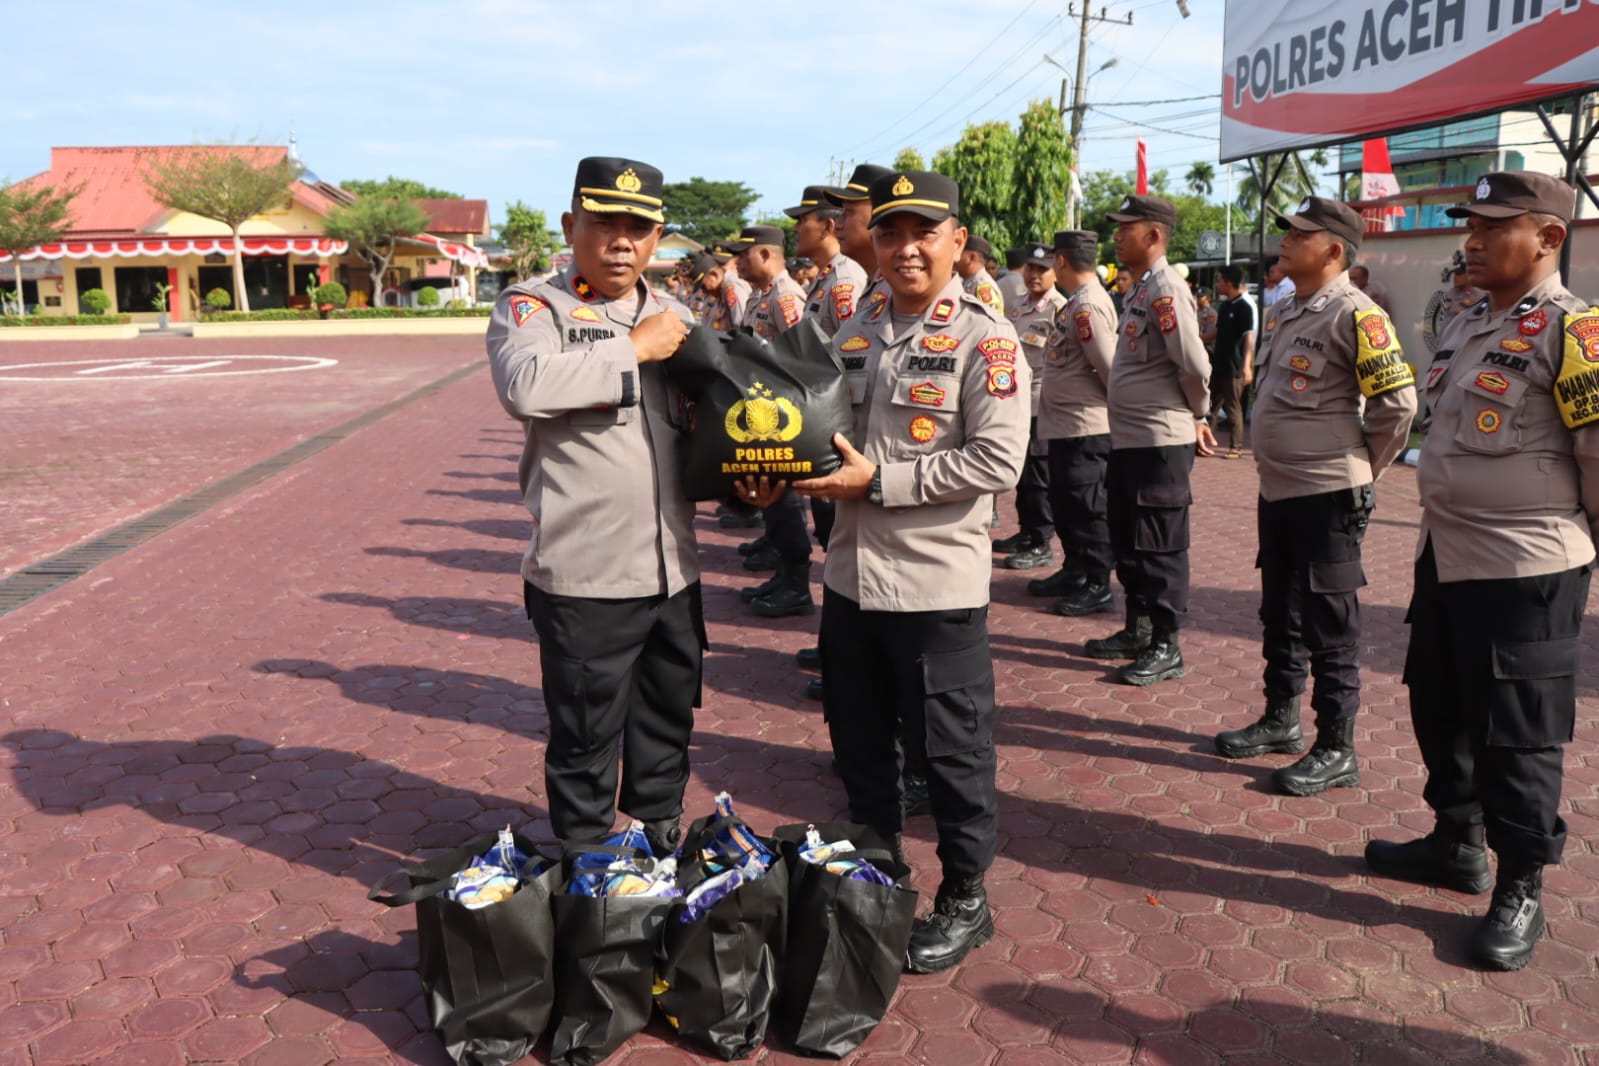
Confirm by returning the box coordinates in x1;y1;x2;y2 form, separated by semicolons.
488;155;1594;976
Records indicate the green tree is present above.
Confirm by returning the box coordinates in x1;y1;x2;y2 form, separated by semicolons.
1235;150;1328;220
1009;99;1072;246
1185;161;1216;198
1167;194;1245;265
497;200;561;281
0;177;78;318
754;214;797;258
1080;168;1174;259
892;147;926;171
143;147;302;312
661;177;758;244
323;196;431;307
932;121;1018;251
339;176;461;199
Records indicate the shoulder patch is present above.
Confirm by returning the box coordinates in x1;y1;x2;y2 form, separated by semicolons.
778;294;802;326
838;334;871;352
985;363;1018;398
1074;309;1094;342
922;333;959;353
975;282;1000;309
832;283;855;321
510;295;546;326
977;336;1018;363
569;305;602;323
1353;307;1414;398
1151;295;1177;335
1556;311;1599;429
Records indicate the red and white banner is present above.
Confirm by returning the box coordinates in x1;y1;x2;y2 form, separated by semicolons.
1136;139;1149;194
0;237;348;264
1221;0;1599;162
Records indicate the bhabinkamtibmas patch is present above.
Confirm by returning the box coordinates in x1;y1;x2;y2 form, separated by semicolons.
1555;310;1599;429
1353;308;1414;398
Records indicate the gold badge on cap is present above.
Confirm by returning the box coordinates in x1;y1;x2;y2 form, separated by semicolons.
892;175;915;196
617;168;643;194
1476;178;1492;200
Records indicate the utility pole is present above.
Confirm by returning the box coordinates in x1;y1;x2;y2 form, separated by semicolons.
1063;3;1132;227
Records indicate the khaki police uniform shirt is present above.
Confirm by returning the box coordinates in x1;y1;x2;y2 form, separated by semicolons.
804;251;869;338
1107;256;1212;448
1009;287;1068;416
1417;272;1599;582
999;271;1029;316
1251;271;1417;503
1423;284;1487;353
486;269;699;598
744;271;808;339
962;269;1006;316
825;275;1032;612
1039;278;1118;441
702;274;752;331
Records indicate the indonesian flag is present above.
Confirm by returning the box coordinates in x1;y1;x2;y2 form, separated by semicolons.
1136;139;1148;195
1361;138;1406;227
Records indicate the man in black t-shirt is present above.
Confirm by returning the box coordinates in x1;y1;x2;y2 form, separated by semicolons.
1210;264;1255;457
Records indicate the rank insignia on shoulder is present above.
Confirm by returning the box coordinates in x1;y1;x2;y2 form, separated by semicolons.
1513;294;1538;317
1426;362;1449;389
838;335;871;352
930;298;956;324
570;306;602;323
572;276;599;302
1521;309;1548;335
510;296;546;326
1310;295;1330;312
922;333;959;352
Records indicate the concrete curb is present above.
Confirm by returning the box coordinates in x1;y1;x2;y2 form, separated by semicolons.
0;324;141;342
190;317;490;339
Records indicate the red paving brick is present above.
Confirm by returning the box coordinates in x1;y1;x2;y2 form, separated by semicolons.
3;337;1599;1063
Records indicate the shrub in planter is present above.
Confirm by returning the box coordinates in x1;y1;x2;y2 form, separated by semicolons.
416;285;441;308
310;282;347;310
80;288;112;314
205;288;233;311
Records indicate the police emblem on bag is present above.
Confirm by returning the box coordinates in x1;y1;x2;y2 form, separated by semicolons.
726;382;803;444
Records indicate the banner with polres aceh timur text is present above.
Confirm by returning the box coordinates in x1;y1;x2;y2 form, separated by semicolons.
1221;0;1599;162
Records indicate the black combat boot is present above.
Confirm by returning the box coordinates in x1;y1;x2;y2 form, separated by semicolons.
1004;543;1054;570
1053;576;1115;617
643;817;683;858
740;571;784;603
805;676;823;700
1468;863;1545;971
795;646;822;669
1118;629;1185;685
753;562;815;617
719;508;764;529
1364;821;1492;894
736;534;771;557
906;876;995;973
1215;697;1305;759
742;545;780;572
901;772;931;817
1273;717;1358;795
992;530;1037;555
1028;565;1086;597
1083;611;1152;660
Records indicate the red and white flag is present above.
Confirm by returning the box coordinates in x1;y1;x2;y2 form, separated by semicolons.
1360;138;1406;229
1135;139;1148;195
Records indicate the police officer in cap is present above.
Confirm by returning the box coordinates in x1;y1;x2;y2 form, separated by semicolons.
998;246;1030;313
1366;172;1599;971
766;170;1029;972
700;246;752;332
957;235;1006;315
1033;229;1118;614
823;164;895;309
997;241;1068;570
486;156;699;857
1085;194;1213;684
1214;197;1416;795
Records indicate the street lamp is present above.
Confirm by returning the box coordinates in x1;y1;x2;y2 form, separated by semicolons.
1044;53;1119;226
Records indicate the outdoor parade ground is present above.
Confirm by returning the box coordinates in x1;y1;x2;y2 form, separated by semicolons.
5;334;1599;1065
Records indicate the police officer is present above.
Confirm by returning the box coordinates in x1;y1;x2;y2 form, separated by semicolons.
957;235;1006;315
1213;198;1417;795
485;156;699;857
699;249;752;332
1032;230;1118;614
1085;195;1213;685
1422;252;1487;354
1365;172;1598;971
823;163;895;309
998;242;1068;570
732;224;818;617
998;246;1030;314
787;184;869;340
769;171;1029;972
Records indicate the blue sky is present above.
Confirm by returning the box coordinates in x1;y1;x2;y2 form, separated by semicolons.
2;0;1231;231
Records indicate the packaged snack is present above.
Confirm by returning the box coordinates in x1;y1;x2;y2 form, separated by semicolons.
796;825;893;887
697;792;775;876
447;827;549;909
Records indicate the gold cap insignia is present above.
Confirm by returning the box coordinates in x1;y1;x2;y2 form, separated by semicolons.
616;168;643;194
892;174;914;196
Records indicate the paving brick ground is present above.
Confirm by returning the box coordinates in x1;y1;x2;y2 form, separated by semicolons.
3;338;1599;1064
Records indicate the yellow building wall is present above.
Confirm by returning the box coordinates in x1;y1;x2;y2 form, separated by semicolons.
157;197;329;238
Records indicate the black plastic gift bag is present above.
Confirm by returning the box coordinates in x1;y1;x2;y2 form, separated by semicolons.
770;822;919;1058
549;841;677;1066
368;831;559;1066
654;812;790;1060
667;320;855;500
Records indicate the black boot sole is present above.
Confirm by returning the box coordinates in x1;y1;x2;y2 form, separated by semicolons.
753;601;816;618
1275;768;1360;796
1003;553;1055;570
1082;642;1149;661
1215;737;1307;759
1119;664;1186;686
904;916;996;974
1053;597;1116;617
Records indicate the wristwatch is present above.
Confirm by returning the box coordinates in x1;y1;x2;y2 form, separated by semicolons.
867;467;884;505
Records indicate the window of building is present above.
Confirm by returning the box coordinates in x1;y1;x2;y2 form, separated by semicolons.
114;267;168;315
75;268;103;314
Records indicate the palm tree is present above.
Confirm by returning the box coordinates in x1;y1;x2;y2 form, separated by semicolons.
1184;161;1215;198
1235;150;1330;220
